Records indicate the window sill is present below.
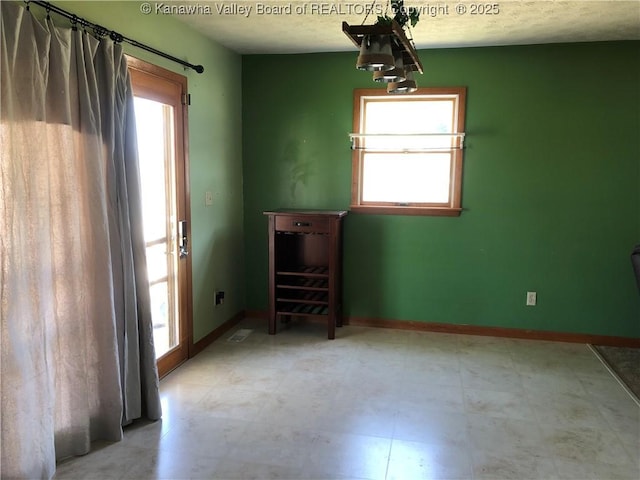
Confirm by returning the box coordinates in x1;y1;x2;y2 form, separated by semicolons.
349;205;462;217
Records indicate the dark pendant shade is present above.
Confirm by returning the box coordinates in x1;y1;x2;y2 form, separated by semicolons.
373;50;406;83
387;69;418;94
356;34;394;72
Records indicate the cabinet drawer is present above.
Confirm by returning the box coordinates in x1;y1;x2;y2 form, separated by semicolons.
275;216;330;234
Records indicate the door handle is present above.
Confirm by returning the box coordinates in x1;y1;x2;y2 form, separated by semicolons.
179;220;189;258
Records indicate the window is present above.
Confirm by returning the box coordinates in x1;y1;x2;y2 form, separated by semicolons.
350;87;467;216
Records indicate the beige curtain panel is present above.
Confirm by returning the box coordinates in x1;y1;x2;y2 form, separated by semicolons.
1;2;161;478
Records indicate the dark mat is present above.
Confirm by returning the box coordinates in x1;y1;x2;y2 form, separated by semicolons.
593;345;640;401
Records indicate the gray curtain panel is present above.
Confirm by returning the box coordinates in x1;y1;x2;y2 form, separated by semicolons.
0;2;160;478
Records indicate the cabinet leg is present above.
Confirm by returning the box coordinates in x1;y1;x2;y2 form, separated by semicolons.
268;315;276;335
328;316;336;340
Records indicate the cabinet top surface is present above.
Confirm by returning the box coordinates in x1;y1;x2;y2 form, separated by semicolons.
263;209;348;218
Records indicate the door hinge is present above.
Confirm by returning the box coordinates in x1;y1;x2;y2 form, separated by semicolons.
182;93;191;106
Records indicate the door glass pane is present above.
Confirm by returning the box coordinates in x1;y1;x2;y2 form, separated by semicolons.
149;282;172;356
134;96;179;359
146;243;169;281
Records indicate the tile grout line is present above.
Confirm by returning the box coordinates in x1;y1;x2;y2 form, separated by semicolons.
587;344;640;408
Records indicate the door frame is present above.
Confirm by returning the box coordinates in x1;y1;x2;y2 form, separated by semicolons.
127;55;193;378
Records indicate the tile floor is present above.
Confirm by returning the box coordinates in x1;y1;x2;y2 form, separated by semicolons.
55;317;639;480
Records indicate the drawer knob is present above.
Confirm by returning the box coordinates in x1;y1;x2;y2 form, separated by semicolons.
294;221;311;227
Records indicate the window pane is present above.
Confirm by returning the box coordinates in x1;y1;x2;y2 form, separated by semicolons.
364;98;455;150
362;153;451;203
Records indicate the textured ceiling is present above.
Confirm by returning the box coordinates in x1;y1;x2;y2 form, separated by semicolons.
173;0;640;54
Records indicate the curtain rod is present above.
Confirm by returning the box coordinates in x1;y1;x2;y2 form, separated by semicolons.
27;1;204;74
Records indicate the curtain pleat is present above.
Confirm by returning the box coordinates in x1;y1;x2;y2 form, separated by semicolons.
1;2;161;478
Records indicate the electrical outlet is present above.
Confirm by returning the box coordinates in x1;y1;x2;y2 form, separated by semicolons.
526;291;537;306
215;290;225;306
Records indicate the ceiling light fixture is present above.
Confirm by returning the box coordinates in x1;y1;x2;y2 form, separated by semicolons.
344;0;422;94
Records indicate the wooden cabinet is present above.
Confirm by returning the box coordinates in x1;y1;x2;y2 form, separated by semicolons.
264;210;347;339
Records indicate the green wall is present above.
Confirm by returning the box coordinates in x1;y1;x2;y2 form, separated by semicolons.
242;42;640;338
23;0;640;340
64;2;245;342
